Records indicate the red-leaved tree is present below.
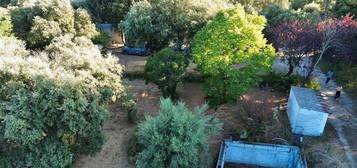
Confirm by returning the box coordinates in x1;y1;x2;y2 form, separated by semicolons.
316;14;357;63
268;20;321;76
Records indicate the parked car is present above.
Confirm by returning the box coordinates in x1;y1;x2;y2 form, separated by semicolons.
122;46;149;56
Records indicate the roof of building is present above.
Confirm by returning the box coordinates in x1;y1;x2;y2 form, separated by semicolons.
291;86;325;112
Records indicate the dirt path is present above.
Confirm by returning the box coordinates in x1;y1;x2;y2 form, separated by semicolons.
315;69;357;168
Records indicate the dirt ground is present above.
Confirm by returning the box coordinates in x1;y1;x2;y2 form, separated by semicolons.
75;78;348;168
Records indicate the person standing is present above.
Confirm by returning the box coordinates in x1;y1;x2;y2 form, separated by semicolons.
335;86;343;99
325;70;334;84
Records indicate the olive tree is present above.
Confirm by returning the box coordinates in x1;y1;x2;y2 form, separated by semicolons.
144;48;189;99
120;0;232;52
192;5;276;106
135;98;222;168
44;34;124;101
0;36;124;168
11;0;98;49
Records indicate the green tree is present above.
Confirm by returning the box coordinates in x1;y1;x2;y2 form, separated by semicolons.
0;8;13;37
144;48;189;99
120;0;232;52
135;98;222;168
0;36;124;167
334;0;357;17
192;6;276;106
75;0;136;24
44;34;124;101
11;0;98;49
0;0;11;7
230;0;290;11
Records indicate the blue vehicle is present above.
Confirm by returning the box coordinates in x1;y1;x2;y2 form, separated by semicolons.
122;46;149;56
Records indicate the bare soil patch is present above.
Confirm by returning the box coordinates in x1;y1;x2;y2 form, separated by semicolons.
75;79;347;168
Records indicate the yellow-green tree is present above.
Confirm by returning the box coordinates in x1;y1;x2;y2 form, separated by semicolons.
192;5;276;106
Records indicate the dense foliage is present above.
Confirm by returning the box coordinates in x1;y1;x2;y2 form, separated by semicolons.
145;48;189;99
317;15;357;62
268;19;320;76
135;98;222;168
0;8;12;37
230;0;290;11
120;0;232;52
10;0;98;49
334;0;357;17
0;35;124;167
192;6;276;106
73;0;136;24
260;72;321;92
44;34;124;101
0;0;11;7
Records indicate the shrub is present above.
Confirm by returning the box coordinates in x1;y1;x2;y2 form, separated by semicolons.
44;34;124;101
135;98;222;168
192;5;276;106
238;97;271;142
120;83;137;124
93;30;111;47
304;77;321;90
303;2;321;13
0;8;13;37
0;35;124;168
11;0;98;49
260;72;302;93
261;72;321;92
144;48;189;99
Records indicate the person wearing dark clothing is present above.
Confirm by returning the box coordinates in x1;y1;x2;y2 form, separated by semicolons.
325;70;334;84
335;86;342;99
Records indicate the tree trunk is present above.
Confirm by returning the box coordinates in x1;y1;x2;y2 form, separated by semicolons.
325;0;330;18
286;65;294;76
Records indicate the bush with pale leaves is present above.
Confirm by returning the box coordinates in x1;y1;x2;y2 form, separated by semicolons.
0;36;124;168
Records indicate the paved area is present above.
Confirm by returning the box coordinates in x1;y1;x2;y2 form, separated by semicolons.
316;69;357;168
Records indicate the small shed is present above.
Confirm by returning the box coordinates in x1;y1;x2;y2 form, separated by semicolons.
287;86;328;136
216;139;308;168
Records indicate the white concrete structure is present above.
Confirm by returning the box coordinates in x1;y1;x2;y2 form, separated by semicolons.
287;86;328;136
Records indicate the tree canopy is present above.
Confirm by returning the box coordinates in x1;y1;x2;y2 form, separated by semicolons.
10;0;98;49
135;98;222;168
0;8;13;37
73;0;136;24
145;48;189;99
334;0;357;17
0;35;124;167
120;0;232;52
192;5;276;106
230;0;290;11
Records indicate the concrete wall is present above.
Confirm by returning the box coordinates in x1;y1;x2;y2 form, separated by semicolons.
295;109;328;136
287;90;300;129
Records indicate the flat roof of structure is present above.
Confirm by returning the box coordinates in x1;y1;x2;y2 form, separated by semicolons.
291;86;324;112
